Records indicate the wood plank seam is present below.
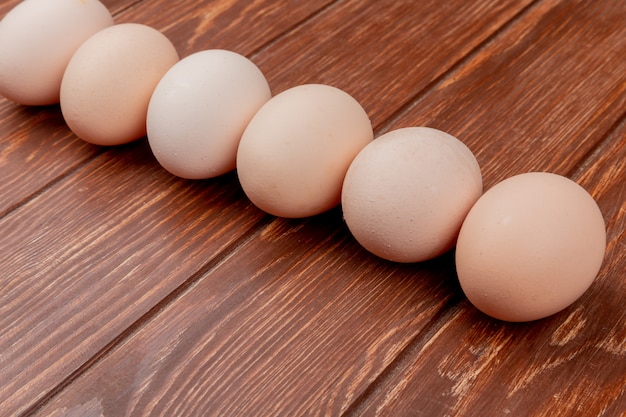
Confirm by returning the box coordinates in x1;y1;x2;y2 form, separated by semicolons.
18;214;275;417
568;111;626;181
0;147;106;219
2;0;623;415
2;2;349;414
109;0;146;18
341;0;623;409
247;0;343;61
340;293;465;417
374;0;543;136
0;0;145;220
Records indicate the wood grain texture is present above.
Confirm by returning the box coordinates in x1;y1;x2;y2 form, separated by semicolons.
1;1;536;415
383;0;626;189
0;141;268;416
341;1;626;414
34;215;460;416
0;0;624;416
0;0;346;414
349;120;626;417
0;104;98;216
252;0;536;127
113;0;337;57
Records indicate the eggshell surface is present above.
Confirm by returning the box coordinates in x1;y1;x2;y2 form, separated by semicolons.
341;127;483;263
236;84;373;218
147;50;271;179
60;23;179;145
0;0;114;106
455;172;606;322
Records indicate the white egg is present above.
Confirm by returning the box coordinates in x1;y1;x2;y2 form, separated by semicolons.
147;50;272;179
236;84;373;218
342;127;483;262
0;0;114;105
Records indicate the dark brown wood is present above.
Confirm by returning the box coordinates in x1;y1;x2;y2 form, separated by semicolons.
0;141;269;416
0;0;624;416
380;0;626;189
113;0;338;57
31;215;460;416
252;0;536;127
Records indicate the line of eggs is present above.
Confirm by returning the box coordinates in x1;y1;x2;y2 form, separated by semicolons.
0;0;607;322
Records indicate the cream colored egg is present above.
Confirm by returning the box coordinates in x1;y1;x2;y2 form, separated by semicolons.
0;0;114;105
236;84;373;218
147;50;271;179
60;23;179;145
455;172;606;322
341;127;483;263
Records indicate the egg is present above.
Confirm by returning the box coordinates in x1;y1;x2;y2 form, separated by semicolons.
0;0;114;106
147;50;271;179
341;127;483;263
60;23;179;145
236;84;373;218
455;172;606;322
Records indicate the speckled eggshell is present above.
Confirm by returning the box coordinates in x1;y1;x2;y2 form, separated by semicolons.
341;127;483;263
147;50;272;179
0;0;114;106
455;172;606;322
60;23;179;145
236;84;374;218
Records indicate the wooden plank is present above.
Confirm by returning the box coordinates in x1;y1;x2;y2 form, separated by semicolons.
33;213;461;417
0;105;98;216
29;0;626;416
347;119;626;417
378;0;626;188
0;141;269;417
252;0;536;128
0;0;335;414
113;0;337;57
28;0;619;416
1;0;537;415
336;0;626;414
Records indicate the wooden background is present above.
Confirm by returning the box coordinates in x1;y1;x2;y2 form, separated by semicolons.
1;0;625;416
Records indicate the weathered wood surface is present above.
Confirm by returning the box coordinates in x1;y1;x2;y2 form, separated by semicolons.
0;0;624;416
